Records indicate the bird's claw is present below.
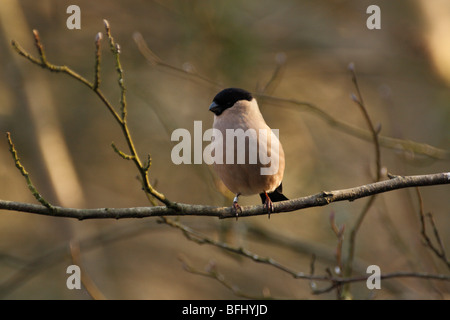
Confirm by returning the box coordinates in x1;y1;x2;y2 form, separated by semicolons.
232;201;242;220
263;192;274;219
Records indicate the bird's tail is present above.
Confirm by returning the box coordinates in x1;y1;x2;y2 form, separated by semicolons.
259;183;288;204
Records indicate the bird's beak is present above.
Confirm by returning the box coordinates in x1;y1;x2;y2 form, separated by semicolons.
209;101;220;114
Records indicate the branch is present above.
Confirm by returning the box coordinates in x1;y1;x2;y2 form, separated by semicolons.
329;211;345;298
178;255;273;299
416;188;450;269
163;218;450;290
1;173;448;220
11;25;173;207
69;241;106;300
343;63;382;298
5;132;53;211
348;62;381;181
133;32;222;89
165;217;450;297
132;34;450;161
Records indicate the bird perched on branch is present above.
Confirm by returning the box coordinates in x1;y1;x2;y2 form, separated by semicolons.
209;88;288;217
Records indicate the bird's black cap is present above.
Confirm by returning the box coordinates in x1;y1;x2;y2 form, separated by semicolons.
209;88;253;116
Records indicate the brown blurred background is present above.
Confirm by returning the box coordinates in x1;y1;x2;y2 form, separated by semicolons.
0;0;449;299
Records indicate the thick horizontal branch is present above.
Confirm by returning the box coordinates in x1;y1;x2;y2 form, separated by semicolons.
0;173;448;220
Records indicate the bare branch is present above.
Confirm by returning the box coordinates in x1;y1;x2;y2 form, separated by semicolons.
329;211;345;275
178;255;273;299
133;32;222;89
104;20;127;120
93;32;102;90
6;132;53;211
11;26;173;207
131;34;449;160
69;241;106;300
258;52;286;95
343;64;383;298
0;173;448;220
163;218;450;296
111;142;135;160
348;62;381;181
256;94;449;160
416;188;450;269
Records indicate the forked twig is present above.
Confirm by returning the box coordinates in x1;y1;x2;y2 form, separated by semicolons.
11;24;173;208
6;132;53;211
178;255;273;299
416;188;450;269
343;63;382;299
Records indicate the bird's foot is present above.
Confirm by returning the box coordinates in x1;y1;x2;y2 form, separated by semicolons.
232;201;242;220
263;192;274;219
232;194;242;220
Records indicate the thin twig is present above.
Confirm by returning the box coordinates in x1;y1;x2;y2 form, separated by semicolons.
416;188;450;269
161;217;450;298
11;25;173;208
348;62;381;181
329;211;346;298
111;142;135;160
132;33;449;160
0;220;158;298
178;255;273;299
343;64;383;298
257;94;449;160
5;132;54;211
258;52;286;95
104;20;127;120
330;211;345;275
160;217;321;281
11;31;122;123
69;241;107;300
159;217;450;286
133;32;222;89
93;32;102;90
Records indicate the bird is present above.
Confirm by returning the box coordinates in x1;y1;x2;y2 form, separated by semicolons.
208;88;288;217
